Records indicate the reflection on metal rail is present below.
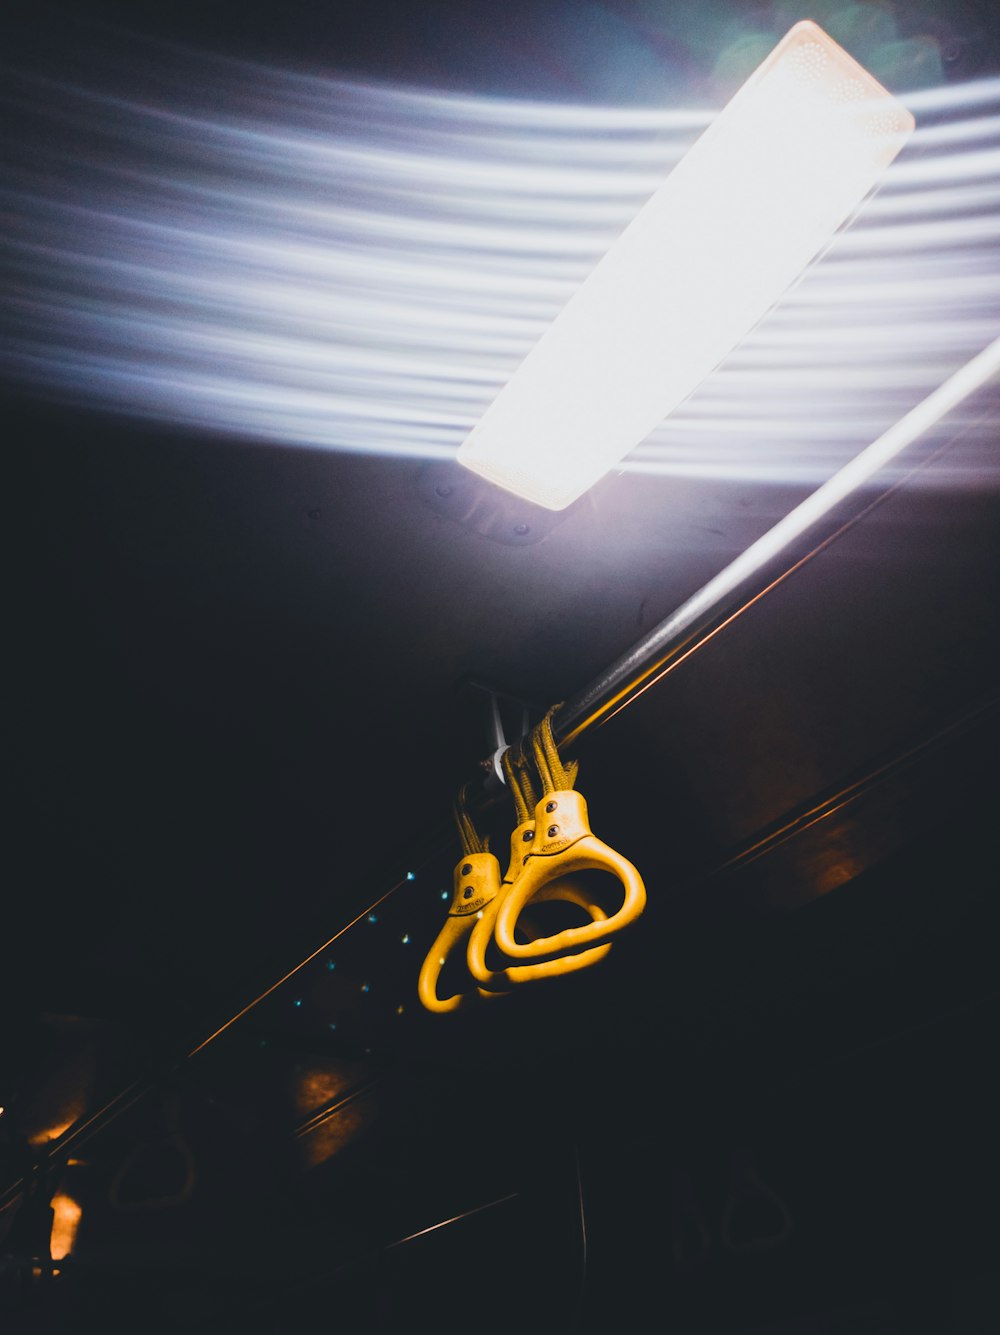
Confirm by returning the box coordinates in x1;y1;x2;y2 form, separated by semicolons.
556;334;1000;749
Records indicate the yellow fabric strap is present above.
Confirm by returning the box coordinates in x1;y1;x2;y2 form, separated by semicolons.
500;738;544;826
500;745;530;826
532;705;579;795
453;781;489;856
455;706;577;857
514;742;540;810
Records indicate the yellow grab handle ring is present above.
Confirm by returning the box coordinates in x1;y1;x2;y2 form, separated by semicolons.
417;851;503;1014
467;819;611;987
467;877;611;989
418;914;479;1014
493;791;646;961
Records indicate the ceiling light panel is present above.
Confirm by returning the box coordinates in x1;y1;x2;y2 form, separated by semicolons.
458;21;915;510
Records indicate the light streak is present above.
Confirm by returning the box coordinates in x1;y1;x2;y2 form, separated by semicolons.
1;47;998;488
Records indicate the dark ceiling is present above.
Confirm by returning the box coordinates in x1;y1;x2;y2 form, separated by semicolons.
3;3;1000;1332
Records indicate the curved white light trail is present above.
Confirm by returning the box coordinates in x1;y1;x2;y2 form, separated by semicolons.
2;50;998;486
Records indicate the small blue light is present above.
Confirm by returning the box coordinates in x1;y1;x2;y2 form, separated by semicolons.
367;913;378;924
406;871;416;881
440;890;449;900
401;933;411;945
326;959;336;972
361;982;370;994
329;1022;337;1031
294;998;303;1008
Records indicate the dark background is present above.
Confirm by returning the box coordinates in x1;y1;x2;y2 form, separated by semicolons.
3;3;1000;1331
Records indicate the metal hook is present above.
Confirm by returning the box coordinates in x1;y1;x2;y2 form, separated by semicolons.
465;679;531;789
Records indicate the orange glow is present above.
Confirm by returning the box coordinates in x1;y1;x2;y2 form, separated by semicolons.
27;1113;81;1147
293;1063;363;1119
49;1193;82;1261
293;1063;375;1168
298;1103;368;1170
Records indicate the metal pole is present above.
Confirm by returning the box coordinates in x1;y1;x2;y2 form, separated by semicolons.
556;334;1000;748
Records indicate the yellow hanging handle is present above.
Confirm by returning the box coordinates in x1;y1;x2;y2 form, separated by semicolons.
492;708;646;962
418;710;638;1011
418;848;504;1014
467;816;611;988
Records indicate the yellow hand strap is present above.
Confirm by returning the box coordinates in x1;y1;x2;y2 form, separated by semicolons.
492;708;646;962
418;710;641;1011
467;814;611;988
417;848;504;1013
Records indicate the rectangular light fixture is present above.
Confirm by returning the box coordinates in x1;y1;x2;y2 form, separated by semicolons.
457;20;915;510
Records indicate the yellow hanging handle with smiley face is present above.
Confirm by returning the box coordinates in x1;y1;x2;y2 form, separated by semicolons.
419;769;613;1010
418;707;643;1012
417;848;504;1014
467;814;612;988
492;708;646;963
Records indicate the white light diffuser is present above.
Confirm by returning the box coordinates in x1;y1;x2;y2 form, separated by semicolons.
458;21;915;509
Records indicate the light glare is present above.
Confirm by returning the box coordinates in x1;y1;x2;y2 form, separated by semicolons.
2;50;997;490
49;1194;82;1261
458;22;915;509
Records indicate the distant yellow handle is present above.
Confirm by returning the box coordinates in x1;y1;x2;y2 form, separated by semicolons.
418;851;503;1014
467;821;611;987
493;791;646;961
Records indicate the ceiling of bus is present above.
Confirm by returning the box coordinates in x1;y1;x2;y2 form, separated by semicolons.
3;0;1000;1164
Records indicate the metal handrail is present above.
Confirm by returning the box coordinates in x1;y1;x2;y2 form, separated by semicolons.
556;335;1000;748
